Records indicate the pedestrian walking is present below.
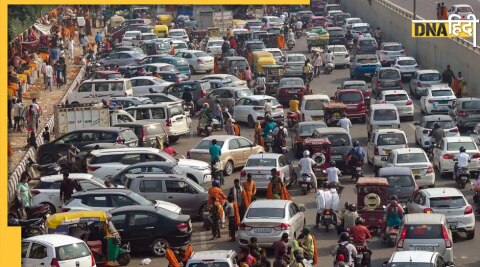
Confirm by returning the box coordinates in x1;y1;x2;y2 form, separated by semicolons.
28;131;38;149
13;99;24;132
313;52;322;77
60;172;81;203
44;62;53;90
244;66;253;88
17;173;32;207
210;197;223;240
42;126;50;143
68;38;74;60
225;196;237;241
441;65;456;87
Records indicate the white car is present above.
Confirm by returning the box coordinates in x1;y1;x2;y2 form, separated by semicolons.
433;136;480;176
376;42;405;66
201;74;247;88
132;32;158;47
343;17;362;31
265;48;284;63
409;69;442;98
261;16;284;28
206;38;224;56
168;29;190;42
407;188;475;239
284;53;307;77
22;235;96;267
122;30;141;46
414;115;459;147
186;250;238;267
238;200;305;247
129;76;172;96
31;173;106;213
324;45;350;67
367;129;408;172
384;251;455;267
375;89;414;120
176;50;214;74
392;56;418;79
350;22;371;38
87;147;212;183
233;95;284;128
383;148;435;187
170;39;189;53
420;85;457;115
448;4;474;19
300;94;330;121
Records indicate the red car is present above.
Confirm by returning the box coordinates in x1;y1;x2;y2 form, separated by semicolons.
333;89;367;122
307;16;328;30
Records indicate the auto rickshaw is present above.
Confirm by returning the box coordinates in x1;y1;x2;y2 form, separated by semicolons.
154;24;169;38
140;41;170;55
306;26;330;52
234;30;251;48
46;211;131;266
233;19;247;29
208;27;220;38
302;137;331;187
263;65;284;95
158;14;173;26
108;15;125;32
323;102;347;126
189;29;208;43
356;177;389;234
251;51;276;75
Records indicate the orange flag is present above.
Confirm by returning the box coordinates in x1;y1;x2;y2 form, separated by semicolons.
233;201;241;226
312;235;319;265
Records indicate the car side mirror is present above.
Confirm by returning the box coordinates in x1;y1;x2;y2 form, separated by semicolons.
414;175;421;180
382;260;388;267
413;122;419;126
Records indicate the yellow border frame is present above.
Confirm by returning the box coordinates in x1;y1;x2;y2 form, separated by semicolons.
3;1;308;265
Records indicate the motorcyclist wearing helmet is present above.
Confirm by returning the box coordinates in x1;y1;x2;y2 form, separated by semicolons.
213;99;224;129
288;28;295;42
263;98;273;117
299;150;318;189
272;121;288;152
347;140;366;177
384;195;405;236
323;161;341;187
331;232;357;267
349;217;371;246
454;146;470;177
295;19;303;31
430;122;445;146
345;29;353;42
341;203;359;231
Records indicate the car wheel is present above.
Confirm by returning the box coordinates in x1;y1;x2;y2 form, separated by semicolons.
247;116;255;128
224;160;234;176
189;65;196;75
466;230;475;240
198;204;207;218
150;238;169;257
40;153;54;164
287;171;297;188
168;136;180;144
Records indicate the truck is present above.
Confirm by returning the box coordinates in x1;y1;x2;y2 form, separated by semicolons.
198;10;233;35
53;104;135;138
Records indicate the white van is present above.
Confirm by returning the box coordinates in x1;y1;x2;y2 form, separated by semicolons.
125;102;190;143
67;78;133;105
300;94;330;121
367;103;400;137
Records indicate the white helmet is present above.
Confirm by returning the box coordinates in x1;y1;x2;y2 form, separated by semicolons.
303;150;310;157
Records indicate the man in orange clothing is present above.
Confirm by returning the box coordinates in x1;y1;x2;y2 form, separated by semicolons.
208;180;227;205
266;168;292;200
242;174;257;208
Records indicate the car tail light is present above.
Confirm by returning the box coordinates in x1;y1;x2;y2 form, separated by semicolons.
442;226;452;248
417;82;422;87
186;151;191;159
166;119;172;127
240;170;246;176
472;153;480;159
91;252;96;267
443;154;454;160
87;166;101;172
201;89;206;98
239;223;252;231
61;208;71;212
374;146;379;156
277;104;283;109
177;222;189;233
31;189;40;196
427;165;434;173
450;128;459;133
465;205;473;214
325;210;331;215
302;113;305;122
176;78;180;83
377;80;381;86
141;127;147;143
197;59;204;64
406;99;413;105
51;258;61;267
397;227;407;248
116;136;123;144
424;208;433;213
428;99;434;103
253;106;263;111
458;111;467;117
273;223;291;231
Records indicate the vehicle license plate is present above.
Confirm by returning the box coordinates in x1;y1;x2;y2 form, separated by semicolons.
356;167;362;170
254;175;266;179
302;184;308;188
415;246;434;252
332;155;343;160
254;227;272;233
437;100;448;104
412;169;421;175
289;89;298;93
311;116;322;121
324;215;331;219
402;73;412;77
449;222;458;229
364;73;371;77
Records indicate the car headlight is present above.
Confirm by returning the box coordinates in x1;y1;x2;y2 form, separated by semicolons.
190;166;210;171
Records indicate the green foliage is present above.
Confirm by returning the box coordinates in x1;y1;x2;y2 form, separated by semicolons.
8;5;54;42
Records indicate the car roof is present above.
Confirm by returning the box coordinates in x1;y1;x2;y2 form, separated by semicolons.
203;74;233;79
199;135;238;142
90;147;161;156
379;67;399;71
287;53;305;57
404;213;445;224
143;63;172;67
370;103;397;109
250;199;290;208
373;128;405;134
190;250;236;260
125;161;176;169
129;75;158;80
396;56;415;61
265;48;281;52
83;78;129;82
429;84;452;90
444;136;475;142
338;89;363;94
342;80;367;85
423;114;453;121
352;22;369;27
355;54;378;59
114;120;161;127
225;56;247;61
125;102;182;109
129;173;186;180
241;95;276;100
72;188;132;196
40;173;95;183
303;94;330;100
110;205;157;214
455;97;480;102
298;121;327;127
24;234;85;246
378;167;413;176
382;42;402;46
393;148;426;154
422;187;463;197
248;153;281;160
382;89;408;95
390;251;437;263
327;27;343;31
415;69;440;74
314;127;349;134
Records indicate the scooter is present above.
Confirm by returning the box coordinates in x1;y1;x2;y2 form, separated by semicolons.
287;38;295;50
299;173;313;195
320;209;337;232
420;130;434;159
324;61;335;74
346;39;354;51
202;205;212;231
197;116;221;137
265;134;273;152
183;101;195;117
287;111;300;130
295;28;302;39
473;191;480;214
352;241;372;267
385;225;400;247
26;157;62;179
454;162;470;189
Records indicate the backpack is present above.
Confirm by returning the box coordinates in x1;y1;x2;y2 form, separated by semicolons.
336;243;350;263
351;148;362;162
276;127;286;144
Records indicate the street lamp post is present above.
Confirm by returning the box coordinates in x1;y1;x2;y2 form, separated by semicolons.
413;0;416;20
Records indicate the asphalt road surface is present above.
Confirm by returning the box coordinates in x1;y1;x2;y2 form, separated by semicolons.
127;33;480;267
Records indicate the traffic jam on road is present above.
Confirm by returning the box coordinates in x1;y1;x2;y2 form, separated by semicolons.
13;2;480;267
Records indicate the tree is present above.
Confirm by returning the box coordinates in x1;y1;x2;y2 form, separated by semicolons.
8;5;54;42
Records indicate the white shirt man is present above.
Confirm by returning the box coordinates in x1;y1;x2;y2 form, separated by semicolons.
263;100;273;113
299;156;317;189
45;64;53;78
324;166;341;184
337;116;352;132
457;152;470;168
295;20;303;30
325;52;335;63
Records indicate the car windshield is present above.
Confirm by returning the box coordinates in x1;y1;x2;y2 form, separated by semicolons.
405;224;443;239
373;109;398;121
195;140;225;149
386;264;433;267
348;19;362;24
457;7;473;12
247;208;285;218
431;90;453;97
383;45;403;51
194;51;209;58
236;89;253;98
377;133;406;146
128;191;153;205
322;134;351;147
305;99;328;110
269;17;283;23
280;79;304;87
246;158;277;167
447;141;476;151
173;42;187;49
299;124;326;136
55;242;91;261
230;60;247;67
143;35;156;40
255;99;280;106
208;41;224;47
419;73;441;81
156;42;170;50
188;263;230;267
353;26;369;32
359;40;376;46
269;51;283;57
125;32;140;38
380;70;400;79
397;60;416;66
340;92;362;102
397;153;428;164
424;120;455;129
330;46;347;53
357;58;378;64
169;31;185;36
385;94;408;101
430;196;466;208
288;55;306;62
385;175;414;187
462;101;480;110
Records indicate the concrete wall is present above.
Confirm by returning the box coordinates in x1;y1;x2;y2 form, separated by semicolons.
341;0;480;96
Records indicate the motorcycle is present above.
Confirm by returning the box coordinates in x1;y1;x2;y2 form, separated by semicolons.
287;111;300;130
295;28;302;39
384;225;399;247
473;191;480;214
8;216;46;238
299;173;313;195
420;131;434;159
27;157;62;179
9;195;51;220
352;161;364;182
352;241;372;267
324;61;335;74
346;39;354;50
320;209;337;232
197;115;220;137
202;205;212;231
454;163;470;189
183;101;195;117
265;134;273;152
287;38;295;50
